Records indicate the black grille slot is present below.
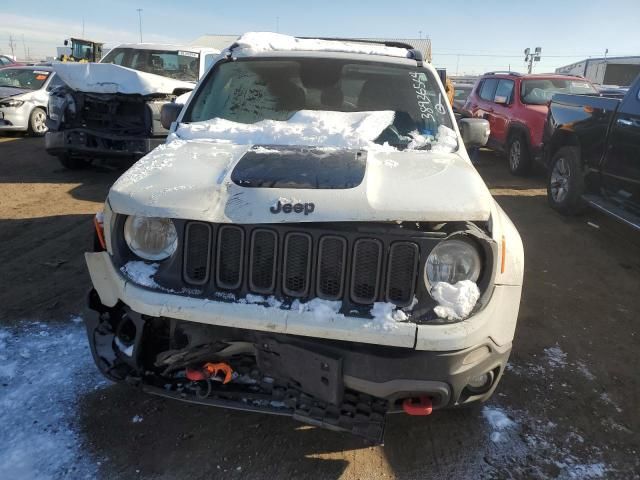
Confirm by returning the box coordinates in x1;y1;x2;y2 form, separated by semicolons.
183;222;212;285
386;242;419;306
283;233;312;297
216;226;244;290
317;236;347;300
350;239;383;304
249;229;278;294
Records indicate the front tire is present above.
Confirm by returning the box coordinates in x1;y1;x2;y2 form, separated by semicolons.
28;107;48;137
547;146;585;215
507;132;531;176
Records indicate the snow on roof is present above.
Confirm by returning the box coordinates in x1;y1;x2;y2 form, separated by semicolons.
52;62;195;95
228;32;413;59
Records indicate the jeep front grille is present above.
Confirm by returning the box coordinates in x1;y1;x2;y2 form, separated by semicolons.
183;223;420;307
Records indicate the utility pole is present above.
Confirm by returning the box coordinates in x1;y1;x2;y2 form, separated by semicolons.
82;17;85;37
8;34;16;58
524;47;542;73
22;34;27;61
137;8;143;42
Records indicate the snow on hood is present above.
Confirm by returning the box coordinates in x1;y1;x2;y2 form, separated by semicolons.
0;86;31;99
229;32;412;59
175;110;395;149
52;63;195;95
109;140;494;223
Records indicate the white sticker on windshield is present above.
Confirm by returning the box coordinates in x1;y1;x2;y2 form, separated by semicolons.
33;70;51;75
178;51;198;58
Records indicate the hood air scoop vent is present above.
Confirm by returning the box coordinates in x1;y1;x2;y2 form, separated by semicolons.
230;145;367;189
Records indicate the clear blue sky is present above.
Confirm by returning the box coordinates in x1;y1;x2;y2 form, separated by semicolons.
3;0;640;74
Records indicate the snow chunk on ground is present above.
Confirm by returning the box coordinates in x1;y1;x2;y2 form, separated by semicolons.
53;62;195;95
231;32;412;59
176;110;395;149
482;406;516;443
544;344;568;369
431;280;480;320
132;415;144;423
121;261;160;288
291;298;343;322
365;302;409;331
0;320;105;478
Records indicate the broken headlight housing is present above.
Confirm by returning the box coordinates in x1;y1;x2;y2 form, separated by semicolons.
424;238;482;287
124;215;178;261
0;98;24;108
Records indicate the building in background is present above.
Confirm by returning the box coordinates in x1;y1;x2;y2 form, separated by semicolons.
556;56;640;86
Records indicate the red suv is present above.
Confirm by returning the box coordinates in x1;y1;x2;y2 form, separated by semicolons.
464;72;598;175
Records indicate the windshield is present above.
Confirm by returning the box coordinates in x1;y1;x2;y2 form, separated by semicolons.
184;58;453;148
101;47;200;82
521;78;597;105
0;69;50;90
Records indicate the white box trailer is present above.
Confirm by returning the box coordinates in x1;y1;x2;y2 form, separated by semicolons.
556;56;640;86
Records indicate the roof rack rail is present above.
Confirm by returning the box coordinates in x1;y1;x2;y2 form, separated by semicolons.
483;71;522;76
299;37;422;61
305;37;416;51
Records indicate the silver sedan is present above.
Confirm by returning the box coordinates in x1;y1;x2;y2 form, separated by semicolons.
0;66;63;136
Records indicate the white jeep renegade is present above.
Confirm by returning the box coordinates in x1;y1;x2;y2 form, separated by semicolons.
85;33;524;442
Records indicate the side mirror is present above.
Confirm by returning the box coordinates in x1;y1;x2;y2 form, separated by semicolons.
494;95;509;105
64;39;68;46
459;118;490;148
160;102;183;130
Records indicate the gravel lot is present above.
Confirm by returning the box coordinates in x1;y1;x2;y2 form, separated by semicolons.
1;136;639;479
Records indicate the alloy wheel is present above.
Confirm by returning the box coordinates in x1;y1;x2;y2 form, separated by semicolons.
550;157;571;203
33;110;47;134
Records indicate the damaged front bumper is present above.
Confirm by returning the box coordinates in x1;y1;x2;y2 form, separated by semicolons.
85;251;514;442
45;129;165;159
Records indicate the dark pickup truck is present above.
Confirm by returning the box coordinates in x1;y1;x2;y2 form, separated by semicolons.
544;75;640;230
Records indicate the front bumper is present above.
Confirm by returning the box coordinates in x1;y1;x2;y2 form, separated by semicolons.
45;129;165;159
86;290;511;442
0;107;29;131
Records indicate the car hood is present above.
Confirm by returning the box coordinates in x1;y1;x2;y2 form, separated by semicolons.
52;63;195;95
109;140;494;223
0;86;31;99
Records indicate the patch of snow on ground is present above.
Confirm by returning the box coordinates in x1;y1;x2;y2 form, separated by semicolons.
544;344;568;369
365;302;408;331
0;319;105;479
482;406;516;443
431;280;480;320
121;261;160;288
176;110;395;149
132;415;143;423
575;360;596;381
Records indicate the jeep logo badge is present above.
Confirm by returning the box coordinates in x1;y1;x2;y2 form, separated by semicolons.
270;200;315;215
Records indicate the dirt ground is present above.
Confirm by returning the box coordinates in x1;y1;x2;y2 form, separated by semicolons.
1;136;639;479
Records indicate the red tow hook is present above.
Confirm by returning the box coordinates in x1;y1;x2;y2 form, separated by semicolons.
402;396;433;416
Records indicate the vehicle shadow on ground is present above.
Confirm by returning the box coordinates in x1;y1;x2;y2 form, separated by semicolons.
0;136;130;204
76;382;494;479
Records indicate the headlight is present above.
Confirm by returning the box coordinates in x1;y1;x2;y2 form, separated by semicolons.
425;238;482;287
124;216;178;261
0;99;24;108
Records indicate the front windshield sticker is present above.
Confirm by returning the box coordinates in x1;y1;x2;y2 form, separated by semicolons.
409;71;443;122
33;71;50;76
178;51;198;58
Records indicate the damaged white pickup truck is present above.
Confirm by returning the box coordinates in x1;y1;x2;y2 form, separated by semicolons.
84;33;524;442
